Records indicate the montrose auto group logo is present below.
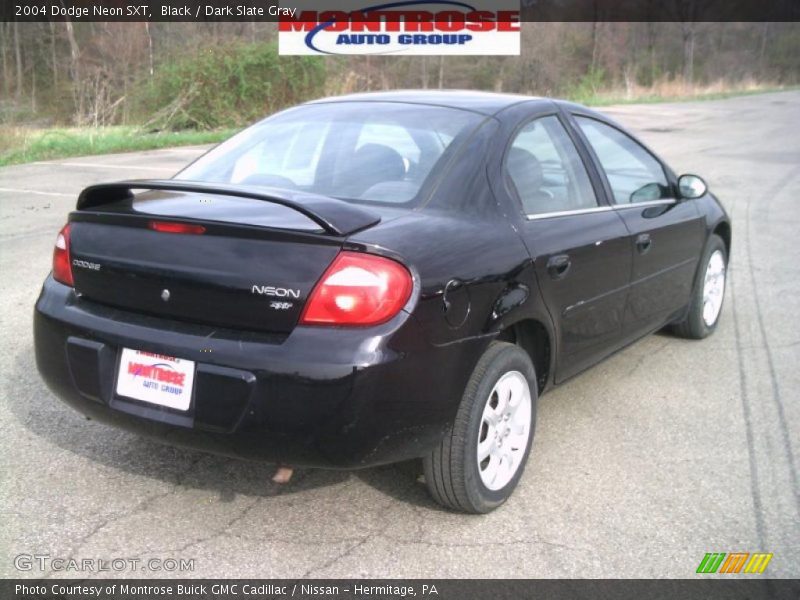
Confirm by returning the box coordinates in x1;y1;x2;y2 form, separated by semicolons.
278;1;520;55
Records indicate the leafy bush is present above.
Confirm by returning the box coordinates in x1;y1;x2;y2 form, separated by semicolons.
134;42;326;130
565;67;608;104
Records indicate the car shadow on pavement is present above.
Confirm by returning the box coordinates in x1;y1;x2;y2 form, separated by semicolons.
354;459;452;511
7;346;445;510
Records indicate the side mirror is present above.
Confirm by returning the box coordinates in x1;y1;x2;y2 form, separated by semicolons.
677;174;707;200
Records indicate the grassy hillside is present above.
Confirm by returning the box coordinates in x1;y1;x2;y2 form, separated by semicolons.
0;126;236;167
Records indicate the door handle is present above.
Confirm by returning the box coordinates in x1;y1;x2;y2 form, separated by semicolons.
636;233;652;254
546;254;571;280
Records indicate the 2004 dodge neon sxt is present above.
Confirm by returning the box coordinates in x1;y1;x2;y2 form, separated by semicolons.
34;91;731;513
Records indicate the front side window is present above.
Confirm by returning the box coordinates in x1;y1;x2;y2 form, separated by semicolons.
575;116;671;205
506;115;598;216
178;102;482;205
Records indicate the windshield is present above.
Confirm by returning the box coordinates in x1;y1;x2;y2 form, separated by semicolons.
176;102;484;206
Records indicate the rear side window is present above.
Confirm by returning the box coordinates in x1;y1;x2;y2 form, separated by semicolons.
575;116;671;205
506;115;598;216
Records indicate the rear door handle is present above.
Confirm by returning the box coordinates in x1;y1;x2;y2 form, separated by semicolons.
546;254;571;280
636;233;652;254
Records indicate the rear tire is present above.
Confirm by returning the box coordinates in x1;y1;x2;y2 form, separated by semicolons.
423;342;537;513
672;234;727;339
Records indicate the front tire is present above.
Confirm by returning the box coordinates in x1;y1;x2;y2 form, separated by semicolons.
423;342;537;513
672;233;728;339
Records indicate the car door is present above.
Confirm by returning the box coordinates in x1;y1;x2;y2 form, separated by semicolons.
503;113;632;383
571;114;706;340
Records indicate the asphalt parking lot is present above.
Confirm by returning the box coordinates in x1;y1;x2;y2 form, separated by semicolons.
1;92;798;579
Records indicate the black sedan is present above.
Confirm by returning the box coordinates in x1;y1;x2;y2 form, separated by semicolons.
34;91;730;513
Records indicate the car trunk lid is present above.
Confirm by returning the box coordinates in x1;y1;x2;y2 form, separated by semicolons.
67;181;381;333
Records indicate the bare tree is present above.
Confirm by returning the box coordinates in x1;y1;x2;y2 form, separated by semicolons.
49;21;58;90
674;0;700;86
13;20;22;99
759;22;770;70
62;20;82;122
1;22;10;99
145;23;154;77
682;22;696;85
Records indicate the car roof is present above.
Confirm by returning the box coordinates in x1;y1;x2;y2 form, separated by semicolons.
306;90;556;116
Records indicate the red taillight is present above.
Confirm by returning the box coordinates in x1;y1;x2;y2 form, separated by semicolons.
148;221;206;235
52;224;74;287
300;251;413;326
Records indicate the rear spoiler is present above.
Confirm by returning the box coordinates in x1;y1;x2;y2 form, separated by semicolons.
76;179;381;236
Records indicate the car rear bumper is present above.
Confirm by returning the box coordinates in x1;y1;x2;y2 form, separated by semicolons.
34;276;486;469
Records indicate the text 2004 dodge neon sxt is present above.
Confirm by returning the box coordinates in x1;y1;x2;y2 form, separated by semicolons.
34;91;730;513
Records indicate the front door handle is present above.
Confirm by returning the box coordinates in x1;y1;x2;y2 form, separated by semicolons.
547;254;571;280
636;233;652;254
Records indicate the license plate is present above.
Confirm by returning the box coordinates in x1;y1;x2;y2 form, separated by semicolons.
115;348;195;411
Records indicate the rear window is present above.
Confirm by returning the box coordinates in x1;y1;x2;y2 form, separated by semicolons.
177;102;483;206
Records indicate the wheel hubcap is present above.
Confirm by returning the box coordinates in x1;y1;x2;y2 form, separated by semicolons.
702;250;726;327
477;371;532;491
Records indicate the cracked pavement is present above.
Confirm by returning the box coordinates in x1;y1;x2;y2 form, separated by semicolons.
1;92;798;578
